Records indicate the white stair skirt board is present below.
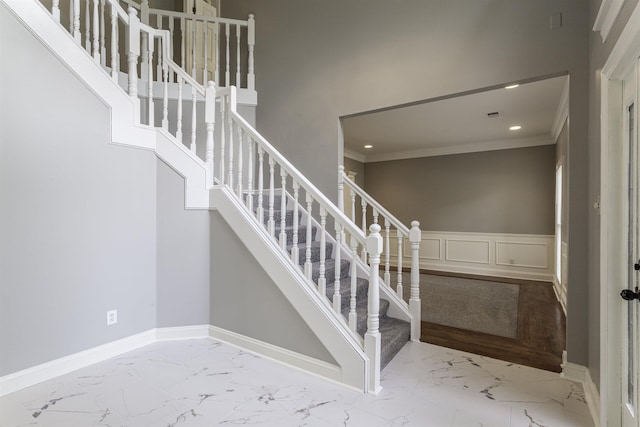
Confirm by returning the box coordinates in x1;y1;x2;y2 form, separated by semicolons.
208;326;344;388
561;354;601;427
4;0;211;210
209;186;369;392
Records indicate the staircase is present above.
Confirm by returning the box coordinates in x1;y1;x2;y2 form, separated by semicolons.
3;0;422;394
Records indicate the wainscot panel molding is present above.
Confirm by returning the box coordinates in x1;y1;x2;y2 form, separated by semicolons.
390;231;555;282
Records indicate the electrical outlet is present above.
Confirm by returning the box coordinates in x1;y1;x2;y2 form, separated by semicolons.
107;309;118;326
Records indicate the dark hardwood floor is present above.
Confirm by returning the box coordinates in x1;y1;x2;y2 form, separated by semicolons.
418;270;566;373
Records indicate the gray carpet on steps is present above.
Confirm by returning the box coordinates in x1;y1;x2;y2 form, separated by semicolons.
251;195;410;370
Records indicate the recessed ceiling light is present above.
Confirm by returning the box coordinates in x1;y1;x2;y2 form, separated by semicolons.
509;125;522;131
505;84;519;89
364;144;373;149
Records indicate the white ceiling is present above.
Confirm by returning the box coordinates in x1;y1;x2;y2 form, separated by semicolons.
342;75;568;163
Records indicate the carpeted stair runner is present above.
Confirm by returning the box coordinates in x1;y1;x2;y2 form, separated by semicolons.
250;193;410;369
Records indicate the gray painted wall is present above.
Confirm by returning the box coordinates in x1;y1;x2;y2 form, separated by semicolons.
221;0;590;366
156;160;210;327
588;0;640;389
362;146;556;235
343;157;365;188
0;5;157;375
210;212;336;364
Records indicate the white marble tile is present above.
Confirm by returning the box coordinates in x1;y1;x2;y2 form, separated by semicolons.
0;339;594;427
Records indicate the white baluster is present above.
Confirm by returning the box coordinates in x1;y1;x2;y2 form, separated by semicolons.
409;221;422;342
396;233;403;299
157;20;163;79
268;157;275;237
168;18;175;81
361;199;368;262
384;218;391;285
215;22;220;84
318;207;327;297
365;224;382;395
257;146;264;224
247;14;255;90
350;191;356;223
127;7;140;101
203;19;208;83
304;195;313;279
292;181;300;265
191;17;197;80
372;208;379;225
225;23;230;86
338;165;345;213
73;0;81;43
279;169;287;250
52;0;60;22
91;0;99;61
190;85;197;152
85;0;90;51
205;81;216;186
219;96;226;182
349;235;358;333
147;34;154;126
237;127;244;197
110;3;118;81
162;57;169;130
333;224;342;313
246;138;254;210
227;92;235;188
176;75;183;142
180;17;185;70
236;24;241;86
99;0;106;66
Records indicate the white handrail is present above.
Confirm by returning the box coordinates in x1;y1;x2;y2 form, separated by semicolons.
340;167;410;237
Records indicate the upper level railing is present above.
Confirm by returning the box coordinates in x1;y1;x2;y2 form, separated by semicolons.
339;167;422;341
121;0;255;89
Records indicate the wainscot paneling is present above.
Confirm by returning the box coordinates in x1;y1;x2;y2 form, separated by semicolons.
388;231;555;282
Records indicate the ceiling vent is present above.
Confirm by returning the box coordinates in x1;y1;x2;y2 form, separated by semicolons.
487;111;501;118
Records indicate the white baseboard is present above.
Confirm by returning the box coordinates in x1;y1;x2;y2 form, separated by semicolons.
155;324;211;341
0;330;156;397
0;325;343;397
208;325;342;384
561;358;601;427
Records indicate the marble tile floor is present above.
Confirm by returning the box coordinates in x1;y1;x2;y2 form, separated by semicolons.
0;339;594;427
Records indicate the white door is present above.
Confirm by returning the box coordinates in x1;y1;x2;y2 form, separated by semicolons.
184;0;217;84
620;61;640;427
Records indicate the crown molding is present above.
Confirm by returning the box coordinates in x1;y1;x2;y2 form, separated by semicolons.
357;135;554;163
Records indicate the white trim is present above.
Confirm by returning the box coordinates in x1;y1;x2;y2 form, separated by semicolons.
208;325;343;385
593;0;625;42
599;3;640;426
395;230;556;282
357;135;554;163
561;361;601;427
0;330;156;397
155;325;211;341
551;78;570;142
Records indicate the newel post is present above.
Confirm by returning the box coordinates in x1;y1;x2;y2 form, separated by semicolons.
365;223;382;395
247;14;255;91
205;81;217;188
127;7;141;104
409;220;422;342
